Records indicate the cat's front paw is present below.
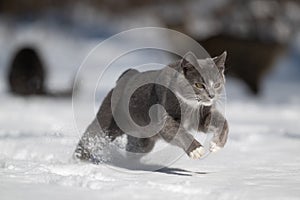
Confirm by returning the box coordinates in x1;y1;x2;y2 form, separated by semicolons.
209;141;222;152
189;146;205;159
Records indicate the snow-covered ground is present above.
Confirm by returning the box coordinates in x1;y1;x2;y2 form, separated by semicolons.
0;24;300;200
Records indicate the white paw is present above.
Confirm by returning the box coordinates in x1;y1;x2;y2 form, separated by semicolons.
209;142;221;152
189;146;205;159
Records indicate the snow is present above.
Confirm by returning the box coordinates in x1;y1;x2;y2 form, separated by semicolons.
0;23;300;200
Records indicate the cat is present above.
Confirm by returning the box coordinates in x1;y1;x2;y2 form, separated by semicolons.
8;46;74;97
74;51;229;162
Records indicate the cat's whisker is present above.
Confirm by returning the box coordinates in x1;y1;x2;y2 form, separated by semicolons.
217;97;226;101
215;101;226;108
217;95;227;99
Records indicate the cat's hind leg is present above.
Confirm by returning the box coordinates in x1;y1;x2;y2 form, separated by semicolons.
74;119;107;162
96;89;125;141
74;89;125;162
126;135;156;154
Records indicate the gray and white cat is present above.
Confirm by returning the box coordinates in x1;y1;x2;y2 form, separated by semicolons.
75;52;229;162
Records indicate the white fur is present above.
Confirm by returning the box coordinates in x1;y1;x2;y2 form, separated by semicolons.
175;92;213;108
209;142;221;152
189;146;205;159
201;100;213;106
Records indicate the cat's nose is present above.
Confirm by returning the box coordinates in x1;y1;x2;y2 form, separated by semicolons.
208;93;215;99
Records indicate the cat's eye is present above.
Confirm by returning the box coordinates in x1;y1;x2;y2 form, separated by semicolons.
194;83;204;89
214;83;221;88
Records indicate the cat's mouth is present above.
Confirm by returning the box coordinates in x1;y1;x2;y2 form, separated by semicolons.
201;100;213;106
196;97;214;106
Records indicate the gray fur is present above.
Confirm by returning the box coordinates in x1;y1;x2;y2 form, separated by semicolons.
74;52;229;162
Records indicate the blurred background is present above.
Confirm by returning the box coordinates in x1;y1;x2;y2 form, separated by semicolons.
1;0;300;96
0;0;300;96
0;1;300;198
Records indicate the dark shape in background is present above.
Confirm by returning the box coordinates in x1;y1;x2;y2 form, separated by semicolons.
1;0;300;95
8;46;74;97
200;34;286;94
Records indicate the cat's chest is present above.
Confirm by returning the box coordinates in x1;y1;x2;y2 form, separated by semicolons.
181;106;201;132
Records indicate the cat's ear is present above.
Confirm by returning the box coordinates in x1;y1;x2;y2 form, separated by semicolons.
213;51;227;73
181;51;198;74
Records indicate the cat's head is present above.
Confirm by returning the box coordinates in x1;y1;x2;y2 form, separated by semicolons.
179;51;227;106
